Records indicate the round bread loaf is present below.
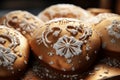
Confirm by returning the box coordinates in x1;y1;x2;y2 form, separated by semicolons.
85;57;120;80
85;62;120;80
87;8;111;15
38;4;93;22
0;10;44;42
30;18;101;75
0;25;29;79
86;13;119;25
93;17;120;59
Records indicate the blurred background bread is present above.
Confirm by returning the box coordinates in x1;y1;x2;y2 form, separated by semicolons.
85;63;120;80
87;8;111;15
38;4;93;22
0;0;120;17
0;10;44;43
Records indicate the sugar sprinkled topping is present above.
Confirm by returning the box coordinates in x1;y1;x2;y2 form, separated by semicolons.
0;46;17;67
48;52;54;56
72;67;75;71
35;18;93;72
36;27;61;47
66;59;72;64
66;24;92;40
66;26;78;36
24;60;27;64
49;61;54;65
86;13;119;25
39;4;91;22
3;10;41;37
52;27;61;37
0;26;21;70
107;20;120;39
110;38;116;43
86;54;90;61
36;18;92;50
53;35;83;58
38;56;43;60
32;61;81;80
86;44;91;51
0;38;6;44
101;57;120;68
79;25;92;40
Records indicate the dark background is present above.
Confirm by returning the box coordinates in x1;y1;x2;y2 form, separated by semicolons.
0;0;119;17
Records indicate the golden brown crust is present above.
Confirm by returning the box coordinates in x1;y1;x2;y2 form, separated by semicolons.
0;25;29;78
38;4;93;22
30;18;101;74
0;10;44;42
94;17;120;58
86;13;119;26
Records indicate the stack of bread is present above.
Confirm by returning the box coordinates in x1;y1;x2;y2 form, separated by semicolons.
0;4;120;80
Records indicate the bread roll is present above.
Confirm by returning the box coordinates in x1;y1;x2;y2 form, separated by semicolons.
93;17;120;59
30;18;101;76
86;13;119;26
87;8;111;15
0;10;44;42
85;57;120;80
0;25;29;79
86;64;120;80
38;4;93;22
